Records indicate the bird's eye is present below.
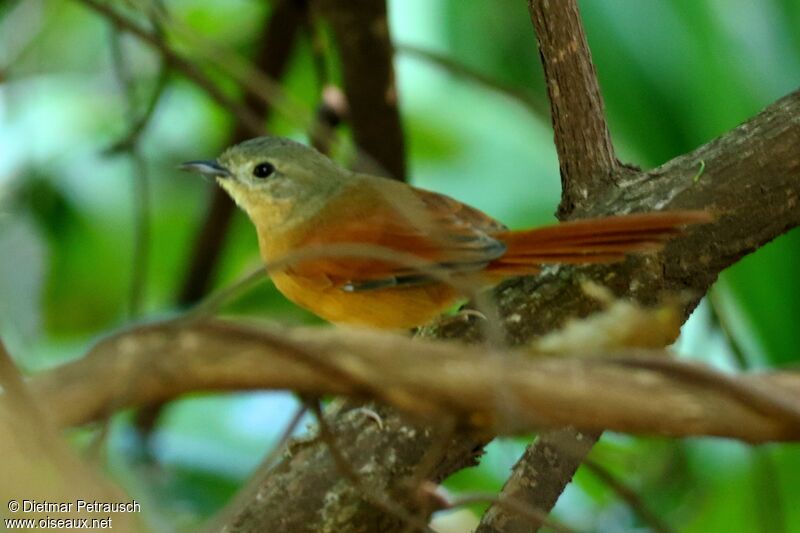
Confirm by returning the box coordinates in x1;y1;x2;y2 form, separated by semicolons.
253;162;275;179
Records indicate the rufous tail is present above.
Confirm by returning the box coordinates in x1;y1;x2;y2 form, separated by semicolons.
487;210;712;276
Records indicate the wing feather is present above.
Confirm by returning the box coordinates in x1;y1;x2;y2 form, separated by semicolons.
286;180;505;290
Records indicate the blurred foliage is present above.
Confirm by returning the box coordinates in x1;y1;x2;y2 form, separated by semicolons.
1;0;799;531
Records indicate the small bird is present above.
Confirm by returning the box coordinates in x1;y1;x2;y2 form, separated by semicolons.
182;137;710;329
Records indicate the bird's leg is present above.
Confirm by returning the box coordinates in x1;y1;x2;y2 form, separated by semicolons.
434;307;488;329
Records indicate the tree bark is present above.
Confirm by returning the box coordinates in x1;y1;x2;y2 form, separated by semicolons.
215;86;800;531
480;0;800;526
476;428;600;533
528;0;622;218
75;1;800;530
31;320;800;442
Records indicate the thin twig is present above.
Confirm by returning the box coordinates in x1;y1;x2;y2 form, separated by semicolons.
445;491;575;533
396;44;548;119
127;153;150;317
750;449;787;533
708;289;787;533
708;289;751;370
183;242;484;322
181;240;508;354
401;419;458;533
0;339;45;424
185;263;266;319
203;403;308;533
75;0;264;135
583;459;673;533
108;25;152;318
105;66;169;155
262;404;308;471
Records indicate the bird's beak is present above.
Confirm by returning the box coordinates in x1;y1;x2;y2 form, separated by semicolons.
179;160;232;178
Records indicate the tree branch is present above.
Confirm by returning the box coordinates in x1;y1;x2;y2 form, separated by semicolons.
29;319;800;442
582;459;674;533
477;0;800;523
76;1;800;529
315;0;407;180
395;44;549;120
476;428;600;533
528;0;621;217
0;340;142;530
218;87;799;531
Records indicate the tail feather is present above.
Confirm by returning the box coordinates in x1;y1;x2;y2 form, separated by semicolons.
496;211;710;245
486;210;711;276
498;240;664;259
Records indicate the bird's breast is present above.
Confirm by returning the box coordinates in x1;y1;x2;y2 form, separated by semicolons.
269;270;460;329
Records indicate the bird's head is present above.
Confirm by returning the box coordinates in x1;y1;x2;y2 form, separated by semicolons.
181;136;347;229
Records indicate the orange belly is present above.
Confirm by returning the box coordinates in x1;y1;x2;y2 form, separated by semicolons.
270;270;461;329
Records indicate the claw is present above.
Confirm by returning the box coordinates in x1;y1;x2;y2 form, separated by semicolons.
456;309;487;321
355;407;384;430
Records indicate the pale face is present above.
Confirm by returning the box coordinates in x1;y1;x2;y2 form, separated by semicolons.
215;153;294;210
181;136;349;231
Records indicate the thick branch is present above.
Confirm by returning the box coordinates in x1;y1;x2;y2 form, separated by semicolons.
30;320;800;442
80;1;800;529
475;93;800;533
476;69;800;533
427;84;800;345
427;5;619;524
528;0;620;217
220;86;800;531
315;0;407;180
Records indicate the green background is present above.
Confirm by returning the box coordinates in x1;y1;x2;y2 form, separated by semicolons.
1;0;798;531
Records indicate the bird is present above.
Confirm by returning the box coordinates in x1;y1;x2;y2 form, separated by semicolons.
181;136;711;329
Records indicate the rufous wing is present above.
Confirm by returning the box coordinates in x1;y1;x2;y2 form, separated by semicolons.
284;182;508;290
